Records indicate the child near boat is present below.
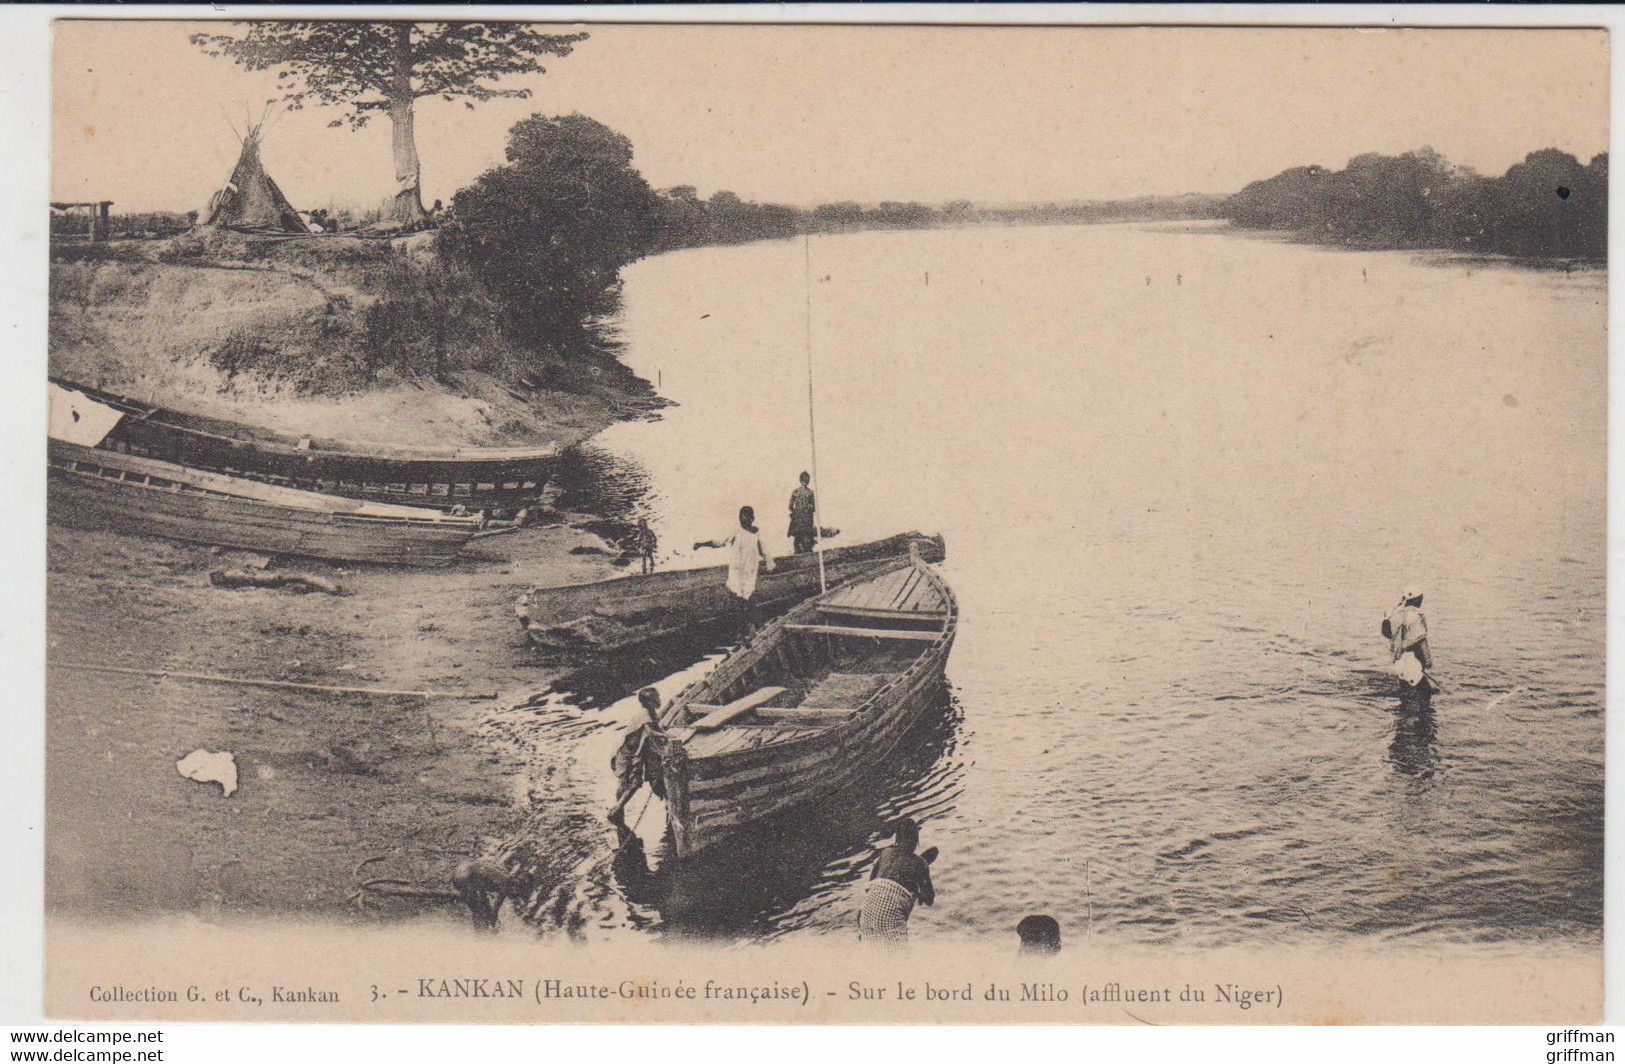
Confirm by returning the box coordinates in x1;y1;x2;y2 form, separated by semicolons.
633;518;657;574
858;818;936;947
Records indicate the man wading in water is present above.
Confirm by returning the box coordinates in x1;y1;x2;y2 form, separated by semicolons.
858;818;936;947
694;505;776;634
788;472;818;555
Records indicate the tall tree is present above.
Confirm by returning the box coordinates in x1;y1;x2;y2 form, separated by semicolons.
191;22;588;224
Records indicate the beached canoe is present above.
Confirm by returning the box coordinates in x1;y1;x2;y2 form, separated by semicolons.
50;377;559;511
48;438;483;567
644;554;957;858
516;532;946;655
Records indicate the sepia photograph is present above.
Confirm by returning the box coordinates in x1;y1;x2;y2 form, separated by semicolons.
29;12;1607;1026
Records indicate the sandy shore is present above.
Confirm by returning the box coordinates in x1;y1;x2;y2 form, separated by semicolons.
45;512;636;926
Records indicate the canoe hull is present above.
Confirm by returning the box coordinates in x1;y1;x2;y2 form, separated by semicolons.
48;442;479;567
652;560;957;859
519;532;945;655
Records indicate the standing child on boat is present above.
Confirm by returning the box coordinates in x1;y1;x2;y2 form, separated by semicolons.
858;818;936;947
694;505;776;632
788;472;818;555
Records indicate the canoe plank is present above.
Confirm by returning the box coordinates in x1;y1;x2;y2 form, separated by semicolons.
756;706;858;722
888;568;925;610
801;671;889;708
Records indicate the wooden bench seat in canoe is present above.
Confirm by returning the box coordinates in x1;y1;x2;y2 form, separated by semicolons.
687;686;789;731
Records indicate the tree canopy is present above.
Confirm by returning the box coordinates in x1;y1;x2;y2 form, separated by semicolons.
192;22;588;222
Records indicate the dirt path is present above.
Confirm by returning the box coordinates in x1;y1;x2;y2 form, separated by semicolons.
45;516;633;926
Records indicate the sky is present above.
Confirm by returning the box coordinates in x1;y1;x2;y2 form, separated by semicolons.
51;21;1608;215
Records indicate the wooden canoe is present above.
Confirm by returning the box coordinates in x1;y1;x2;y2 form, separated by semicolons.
48;438;482;567
645;555;957;859
516;532;946;655
51;377;559;511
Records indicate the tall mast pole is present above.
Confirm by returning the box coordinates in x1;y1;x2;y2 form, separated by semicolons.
804;233;826;594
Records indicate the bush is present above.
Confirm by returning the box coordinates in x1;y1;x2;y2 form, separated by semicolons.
440;113;661;350
1226;147;1607;260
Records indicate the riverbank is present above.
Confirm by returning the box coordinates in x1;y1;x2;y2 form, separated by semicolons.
45;227;680;926
49;229;664;452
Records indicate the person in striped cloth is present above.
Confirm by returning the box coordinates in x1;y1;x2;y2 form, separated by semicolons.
858;818;936;946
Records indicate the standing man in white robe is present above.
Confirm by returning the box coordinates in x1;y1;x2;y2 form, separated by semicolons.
694;505;776;632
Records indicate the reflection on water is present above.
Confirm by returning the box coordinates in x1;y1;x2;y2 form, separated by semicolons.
1387;694;1438;782
501;222;1602;948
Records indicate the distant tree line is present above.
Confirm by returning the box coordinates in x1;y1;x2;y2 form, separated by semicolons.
1226;148;1607;260
650;189;970;248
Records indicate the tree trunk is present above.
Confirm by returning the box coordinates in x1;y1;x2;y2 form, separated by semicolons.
387;25;425;226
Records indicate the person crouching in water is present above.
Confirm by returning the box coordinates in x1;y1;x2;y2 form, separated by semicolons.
1384;585;1435;692
694;505;776;634
858;818;936;947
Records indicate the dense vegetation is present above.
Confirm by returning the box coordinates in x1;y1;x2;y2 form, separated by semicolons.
1226;148;1607;260
439;114;660;348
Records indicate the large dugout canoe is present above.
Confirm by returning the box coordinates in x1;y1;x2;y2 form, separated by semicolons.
48;438;482;566
50;377;559;511
516;532;945;655
645;556;957;859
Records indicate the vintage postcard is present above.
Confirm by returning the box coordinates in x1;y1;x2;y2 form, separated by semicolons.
41;16;1605;1024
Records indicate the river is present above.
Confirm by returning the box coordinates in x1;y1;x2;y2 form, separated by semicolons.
519;221;1604;949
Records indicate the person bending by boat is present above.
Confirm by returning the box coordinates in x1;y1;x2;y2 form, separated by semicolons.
694;505;776;632
608;687;663;825
1383;585;1434;689
451;857;516;932
858;818;936;947
788;472;818;555
1016;915;1062;956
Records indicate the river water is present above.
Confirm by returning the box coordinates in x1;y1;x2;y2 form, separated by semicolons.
521;221;1604;949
